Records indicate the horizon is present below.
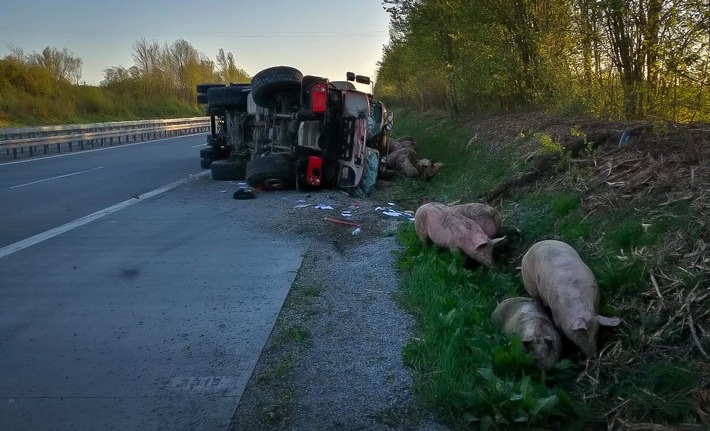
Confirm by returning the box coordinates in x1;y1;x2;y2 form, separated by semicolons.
0;0;391;90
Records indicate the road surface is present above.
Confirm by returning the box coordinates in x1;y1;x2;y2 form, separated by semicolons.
0;135;307;430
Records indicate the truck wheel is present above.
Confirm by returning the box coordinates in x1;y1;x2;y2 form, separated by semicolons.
246;155;295;190
211;159;248;181
200;158;213;169
197;83;226;94
197;83;225;104
207;85;251;111
200;147;229;160
251;66;303;108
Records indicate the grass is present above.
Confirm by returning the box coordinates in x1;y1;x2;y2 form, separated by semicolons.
389;109;709;430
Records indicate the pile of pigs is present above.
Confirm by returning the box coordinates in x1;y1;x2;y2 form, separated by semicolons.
414;202;622;370
382;137;444;179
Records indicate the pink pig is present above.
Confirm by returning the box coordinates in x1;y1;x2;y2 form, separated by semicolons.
521;240;622;358
414;202;504;267
450;202;502;238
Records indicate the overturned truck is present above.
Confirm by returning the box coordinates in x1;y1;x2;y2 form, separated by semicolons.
196;66;393;193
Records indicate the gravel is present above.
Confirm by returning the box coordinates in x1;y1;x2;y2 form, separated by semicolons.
225;182;449;431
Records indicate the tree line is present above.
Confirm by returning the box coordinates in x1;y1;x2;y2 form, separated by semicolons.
0;40;250;126
375;0;710;122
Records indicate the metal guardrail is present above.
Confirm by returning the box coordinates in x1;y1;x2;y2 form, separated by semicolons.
0;117;210;160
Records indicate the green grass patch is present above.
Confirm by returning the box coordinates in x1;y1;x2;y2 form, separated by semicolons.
398;227;581;429
390;110;707;429
390;110;524;206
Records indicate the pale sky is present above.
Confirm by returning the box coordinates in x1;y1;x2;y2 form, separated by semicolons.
0;0;391;89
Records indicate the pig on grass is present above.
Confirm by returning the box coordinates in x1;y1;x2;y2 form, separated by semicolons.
414;202;505;267
491;297;562;370
521;240;622;358
450;202;502;239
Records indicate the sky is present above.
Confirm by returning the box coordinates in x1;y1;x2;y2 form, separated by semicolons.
0;0;392;90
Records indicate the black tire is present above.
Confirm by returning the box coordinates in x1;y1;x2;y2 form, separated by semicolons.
251;66;303;108
200;147;229;160
197;83;226;94
211;159;248;181
200;158;213;169
246;155;295;190
207;85;251;110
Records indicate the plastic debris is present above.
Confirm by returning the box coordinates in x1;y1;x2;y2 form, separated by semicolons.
383;210;401;217
233;186;256;200
619;130;632;147
352;227;361;236
388;202;396;206
294;204;312;208
315;204;334;210
324;217;361;227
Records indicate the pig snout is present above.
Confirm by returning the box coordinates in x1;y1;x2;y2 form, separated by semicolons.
465;241;494;267
524;336;560;370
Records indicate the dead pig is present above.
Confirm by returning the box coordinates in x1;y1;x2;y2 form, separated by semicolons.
491;297;562;370
414;202;504;267
450;202;502;238
521;240;621;358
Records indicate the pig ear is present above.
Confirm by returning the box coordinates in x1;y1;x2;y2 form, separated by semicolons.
491;236;506;247
475;241;490;250
597;315;622;327
571;317;588;331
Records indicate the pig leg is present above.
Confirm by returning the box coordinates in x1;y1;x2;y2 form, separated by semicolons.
521;253;541;299
414;214;430;245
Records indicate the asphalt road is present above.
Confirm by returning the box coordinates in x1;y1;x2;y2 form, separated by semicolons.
0;135;308;430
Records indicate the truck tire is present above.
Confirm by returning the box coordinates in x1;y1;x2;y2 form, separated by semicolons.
251;66;303;108
207;85;251;111
197;83;226;94
246;155;295;190
211;159;248;181
200;147;229;160
200;158;213;169
197;83;225;104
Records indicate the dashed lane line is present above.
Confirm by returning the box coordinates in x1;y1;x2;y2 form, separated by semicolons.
0;171;210;260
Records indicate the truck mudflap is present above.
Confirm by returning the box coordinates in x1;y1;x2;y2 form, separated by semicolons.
337;91;369;188
337;117;368;188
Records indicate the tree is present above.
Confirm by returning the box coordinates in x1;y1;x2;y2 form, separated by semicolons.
22;46;83;84
215;49;250;83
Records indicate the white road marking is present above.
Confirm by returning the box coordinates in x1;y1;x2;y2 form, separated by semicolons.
192;143;207;148
9;166;105;189
0;134;205;167
0;171;210;260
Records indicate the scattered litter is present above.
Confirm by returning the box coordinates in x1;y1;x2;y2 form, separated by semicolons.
351;227;361;236
294;204;312;209
315;204;334;210
353;202;360;208
383;210;401;217
341;211;353;218
295;199;306;204
388;202;396;206
375;206;386;211
221;190;228;193
619;130;632;147
324;217;361;228
233;186;255;200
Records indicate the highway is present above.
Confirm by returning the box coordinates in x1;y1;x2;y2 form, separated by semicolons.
0;135;307;430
